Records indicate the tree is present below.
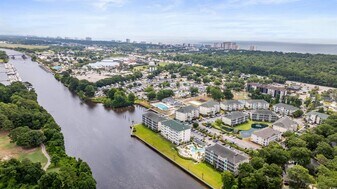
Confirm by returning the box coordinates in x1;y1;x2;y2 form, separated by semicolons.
285;136;307;148
107;88;117;99
223;89;234;100
38;172;62;189
287;165;315;189
300;133;325;150
210;87;224;101
190;87;199;97
192;123;199;128
289;147;311;166
222;171;236;189
9;126;46;148
84;85;95;97
315;142;334;159
292;110;304;118
147;91;156;100
258;142;290;165
250;157;265;170
128;93;136;103
51;155;61;166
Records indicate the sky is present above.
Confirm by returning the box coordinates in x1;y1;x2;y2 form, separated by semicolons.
0;0;336;44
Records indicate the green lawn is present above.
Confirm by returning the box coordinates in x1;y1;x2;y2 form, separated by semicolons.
133;65;148;71
234;120;271;131
134;124;223;189
18;147;47;167
158;62;170;66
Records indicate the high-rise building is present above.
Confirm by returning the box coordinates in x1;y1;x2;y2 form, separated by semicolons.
249;45;256;51
126;38;130;43
85;37;92;41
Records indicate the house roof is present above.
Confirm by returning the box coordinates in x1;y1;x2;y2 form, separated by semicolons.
161;119;190;132
142;112;167;123
274;103;299;111
252;127;281;139
306;111;329;119
224;111;248;120
206;144;249;164
273;116;298;130
252;110;277;116
176;105;197;113
201;100;219;108
245;99;269;104
221;100;243;106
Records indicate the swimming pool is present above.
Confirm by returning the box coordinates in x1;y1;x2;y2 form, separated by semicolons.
189;145;205;153
152;102;169;111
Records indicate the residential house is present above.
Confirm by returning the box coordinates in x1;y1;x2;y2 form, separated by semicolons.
222;111;249;126
305;111;329;124
220;100;244;111
199;100;220;116
251;127;282;146
159;120;191;145
273;103;299;116
244;100;269;110
272;116;298;133
142;112;167;131
175;105;199;122
205;144;249;174
251;110;278;122
247;83;287;98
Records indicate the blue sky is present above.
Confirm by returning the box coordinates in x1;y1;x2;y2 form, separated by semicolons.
0;0;336;44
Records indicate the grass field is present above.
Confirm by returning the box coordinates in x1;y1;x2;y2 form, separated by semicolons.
134;124;223;189
234;120;271;131
135;99;151;108
0;43;48;49
158;62;170;66
0;132;47;167
133;65;148;71
233;91;250;100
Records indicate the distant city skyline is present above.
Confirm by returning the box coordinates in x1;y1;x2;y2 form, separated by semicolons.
0;0;336;44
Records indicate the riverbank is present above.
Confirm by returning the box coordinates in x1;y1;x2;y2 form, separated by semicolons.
132;124;223;189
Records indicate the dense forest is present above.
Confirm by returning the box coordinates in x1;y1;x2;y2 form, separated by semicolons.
172;51;337;87
0;82;96;188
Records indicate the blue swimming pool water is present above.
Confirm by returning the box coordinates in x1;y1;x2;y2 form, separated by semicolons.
190;145;205;153
154;103;169;110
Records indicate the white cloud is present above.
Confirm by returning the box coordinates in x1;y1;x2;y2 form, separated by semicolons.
33;0;128;10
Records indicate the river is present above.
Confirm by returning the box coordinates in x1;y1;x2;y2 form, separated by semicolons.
2;49;204;189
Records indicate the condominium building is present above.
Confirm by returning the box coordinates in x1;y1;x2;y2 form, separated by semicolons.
247;83;287;99
159;120;191;145
205;144;249;174
272;116;298;133
305;111;329;124
251;127;281;146
222;111;249;126
251;110;278;122
220;100;244;111
244;100;269;110
199;100;220;116
142;112;167;131
273;103;299;116
175;105;199;122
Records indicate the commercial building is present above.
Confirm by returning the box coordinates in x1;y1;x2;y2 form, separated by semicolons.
222;111;249;126
205;144;249;174
251;127;281;146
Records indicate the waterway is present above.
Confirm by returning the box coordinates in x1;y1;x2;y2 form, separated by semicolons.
2;49;204;189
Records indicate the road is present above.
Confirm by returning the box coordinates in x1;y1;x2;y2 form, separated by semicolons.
41;144;51;171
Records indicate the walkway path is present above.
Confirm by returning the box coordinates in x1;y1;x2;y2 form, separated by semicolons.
41;144;51;171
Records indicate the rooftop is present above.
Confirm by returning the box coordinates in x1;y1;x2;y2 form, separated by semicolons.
221;100;243;106
224;111;248;120
274;103;299;111
252;127;281;139
201;100;219;108
143;112;167;123
307;111;329;119
161;119;190;132
176;105;197;113
245;99;269;104
273;116;298;130
206;144;249;164
252;109;277;116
